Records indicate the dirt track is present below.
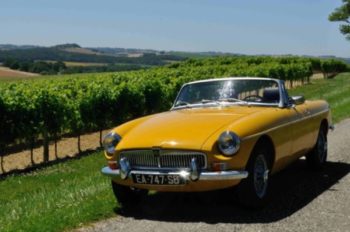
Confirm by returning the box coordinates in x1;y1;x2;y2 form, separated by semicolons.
76;119;350;232
0;67;39;79
1;130;109;174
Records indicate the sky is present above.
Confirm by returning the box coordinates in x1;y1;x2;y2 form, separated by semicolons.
0;0;349;57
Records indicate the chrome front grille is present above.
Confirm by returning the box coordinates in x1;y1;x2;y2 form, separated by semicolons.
119;150;207;169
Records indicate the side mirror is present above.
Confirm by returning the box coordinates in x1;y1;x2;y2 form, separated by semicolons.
291;96;305;105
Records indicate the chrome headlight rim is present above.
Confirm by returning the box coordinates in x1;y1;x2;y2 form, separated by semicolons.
102;132;122;154
217;131;240;156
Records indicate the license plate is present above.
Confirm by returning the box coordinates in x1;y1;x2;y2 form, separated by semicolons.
132;174;185;185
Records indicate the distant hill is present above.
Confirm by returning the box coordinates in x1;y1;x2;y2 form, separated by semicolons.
318;55;350;64
52;43;81;49
89;47;159;57
0;44;185;65
0;44;41;50
53;44;104;56
343;58;350;64
1;43;349;65
0;44;188;76
166;51;244;58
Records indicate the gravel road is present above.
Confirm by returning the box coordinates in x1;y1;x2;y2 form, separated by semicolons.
76;119;350;232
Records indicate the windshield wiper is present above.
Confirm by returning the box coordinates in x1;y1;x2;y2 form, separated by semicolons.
174;99;219;109
200;99;219;104
174;98;248;109
174;100;191;107
218;98;248;104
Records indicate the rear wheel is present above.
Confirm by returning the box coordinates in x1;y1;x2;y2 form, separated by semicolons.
306;127;327;170
236;143;271;208
111;181;148;208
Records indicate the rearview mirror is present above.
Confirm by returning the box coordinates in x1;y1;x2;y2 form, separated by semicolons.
291;96;305;105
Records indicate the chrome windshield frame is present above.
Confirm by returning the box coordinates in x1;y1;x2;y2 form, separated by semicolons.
171;77;287;110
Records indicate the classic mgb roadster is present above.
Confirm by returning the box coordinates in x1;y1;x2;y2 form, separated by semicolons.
101;77;332;207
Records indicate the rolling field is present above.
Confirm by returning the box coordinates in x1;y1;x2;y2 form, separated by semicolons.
0;69;115;81
64;61;108;67
45;60;108;67
0;67;39;80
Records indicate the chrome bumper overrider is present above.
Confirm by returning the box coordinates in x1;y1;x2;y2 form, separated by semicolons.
101;166;248;181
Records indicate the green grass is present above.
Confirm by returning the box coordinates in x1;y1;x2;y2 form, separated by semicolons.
289;72;350;123
0;152;117;232
0;73;349;232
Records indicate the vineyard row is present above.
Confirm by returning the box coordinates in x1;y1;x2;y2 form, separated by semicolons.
0;56;347;167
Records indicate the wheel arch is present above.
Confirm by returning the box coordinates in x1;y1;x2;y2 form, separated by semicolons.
320;119;329;135
253;135;276;170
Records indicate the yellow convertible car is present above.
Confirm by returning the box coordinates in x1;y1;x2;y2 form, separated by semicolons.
101;77;332;208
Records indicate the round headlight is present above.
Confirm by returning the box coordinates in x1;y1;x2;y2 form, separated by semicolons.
102;132;121;154
217;131;240;156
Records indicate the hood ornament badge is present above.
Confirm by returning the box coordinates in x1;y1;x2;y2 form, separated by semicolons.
152;147;161;168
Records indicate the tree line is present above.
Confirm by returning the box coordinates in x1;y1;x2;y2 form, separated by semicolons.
2;58;148;75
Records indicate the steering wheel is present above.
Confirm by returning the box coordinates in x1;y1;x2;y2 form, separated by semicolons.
243;95;263;102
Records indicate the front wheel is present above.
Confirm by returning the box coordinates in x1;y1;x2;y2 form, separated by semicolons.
111;181;148;208
236;144;271;208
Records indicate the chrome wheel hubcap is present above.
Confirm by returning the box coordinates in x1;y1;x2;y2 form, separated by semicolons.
254;154;269;199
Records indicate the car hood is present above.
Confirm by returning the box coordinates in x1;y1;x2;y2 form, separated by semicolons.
116;106;265;150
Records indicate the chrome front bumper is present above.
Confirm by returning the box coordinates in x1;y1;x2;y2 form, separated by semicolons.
101;166;248;181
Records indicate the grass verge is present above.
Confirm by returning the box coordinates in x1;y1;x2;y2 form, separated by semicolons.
0;73;349;232
289;72;350;123
0;152;117;232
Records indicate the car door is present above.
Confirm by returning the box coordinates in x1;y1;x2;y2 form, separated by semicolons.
290;102;314;156
279;82;313;160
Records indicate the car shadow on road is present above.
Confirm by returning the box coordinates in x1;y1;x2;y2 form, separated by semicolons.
116;160;350;223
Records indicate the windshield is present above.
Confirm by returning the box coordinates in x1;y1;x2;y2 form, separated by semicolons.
173;79;280;108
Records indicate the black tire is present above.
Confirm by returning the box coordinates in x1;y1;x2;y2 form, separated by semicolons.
306;127;327;170
111;181;148;208
236;143;272;208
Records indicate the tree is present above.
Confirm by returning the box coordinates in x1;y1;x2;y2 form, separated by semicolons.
329;0;350;40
